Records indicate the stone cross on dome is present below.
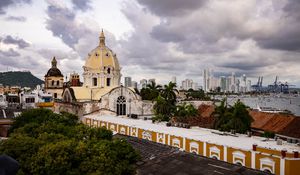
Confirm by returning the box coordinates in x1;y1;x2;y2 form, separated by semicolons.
51;56;57;68
99;29;105;47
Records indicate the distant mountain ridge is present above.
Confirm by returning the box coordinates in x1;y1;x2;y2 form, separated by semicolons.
0;71;44;88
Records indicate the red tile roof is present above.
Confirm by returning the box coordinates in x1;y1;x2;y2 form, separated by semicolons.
250;111;295;132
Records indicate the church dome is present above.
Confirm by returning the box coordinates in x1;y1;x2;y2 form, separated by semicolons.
83;30;120;72
45;57;63;77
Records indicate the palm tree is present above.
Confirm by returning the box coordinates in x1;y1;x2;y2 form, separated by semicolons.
153;95;174;121
161;82;179;105
147;81;162;100
228;101;253;133
213;98;229;130
213;99;253;133
140;81;161;100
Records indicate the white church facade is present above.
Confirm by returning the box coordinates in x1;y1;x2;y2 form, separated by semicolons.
54;31;153;116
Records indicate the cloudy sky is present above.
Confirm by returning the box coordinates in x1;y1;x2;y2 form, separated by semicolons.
0;0;300;87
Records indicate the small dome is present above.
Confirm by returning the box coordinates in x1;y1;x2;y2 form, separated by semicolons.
45;57;63;77
45;68;63;77
83;30;120;72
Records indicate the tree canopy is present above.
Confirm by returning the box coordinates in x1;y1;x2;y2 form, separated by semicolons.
173;103;198;121
140;81;162;101
0;108;139;175
213;99;253;133
185;89;210;100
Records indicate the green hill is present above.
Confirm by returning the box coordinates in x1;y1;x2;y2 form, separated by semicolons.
0;71;44;88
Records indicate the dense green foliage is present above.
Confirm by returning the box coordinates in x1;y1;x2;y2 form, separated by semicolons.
213;99;253;133
152;95;175;122
262;131;275;138
0;71;44;88
140;81;162;101
185;89;210;100
160;82;178;105
173;103;198;122
152;82;179;122
0;109;139;175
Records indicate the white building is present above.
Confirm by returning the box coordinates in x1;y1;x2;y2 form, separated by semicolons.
182;79;193;90
57;31;153;117
124;77;132;87
131;81;138;89
148;79;156;85
171;76;177;85
203;69;210;92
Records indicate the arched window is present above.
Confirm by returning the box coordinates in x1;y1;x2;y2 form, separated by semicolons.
211;156;218;160
263;169;272;174
235;162;242;166
93;78;97;86
107;68;111;74
107;78;111;86
116;96;126;115
51;80;54;86
57;80;59;86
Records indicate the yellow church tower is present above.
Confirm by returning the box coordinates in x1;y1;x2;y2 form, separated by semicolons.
82;30;121;88
44;57;64;99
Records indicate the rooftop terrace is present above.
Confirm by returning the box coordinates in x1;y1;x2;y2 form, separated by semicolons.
85;114;300;153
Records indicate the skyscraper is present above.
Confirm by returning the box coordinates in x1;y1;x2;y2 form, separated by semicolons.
148;79;156;85
203;69;210;92
171;76;177;85
220;76;226;92
139;79;147;89
124;77;132;87
132;81;138;89
182;79;193;90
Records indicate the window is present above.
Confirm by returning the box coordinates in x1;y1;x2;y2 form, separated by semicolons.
93;78;97;86
107;68;111;74
25;98;35;103
57;80;60;86
116;96;126;115
51;80;54;86
54;93;57;98
235;162;242;166
106;53;109;57
263;169;272;174
107;78;111;86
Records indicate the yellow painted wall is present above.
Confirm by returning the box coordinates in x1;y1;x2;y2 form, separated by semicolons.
255;154;280;175
206;143;224;161
86;118;91;126
164;134;169;145
92;119;98;127
185;138;204;155
170;135;183;149
156;132;165;144
137;129;157;142
257;147;280;156
108;123;117;132
130;127;138;137
285;159;300;175
227;147;252;168
137;129;143;139
151;131;157;142
99;121;107;128
118;124;128;135
83;118;300;175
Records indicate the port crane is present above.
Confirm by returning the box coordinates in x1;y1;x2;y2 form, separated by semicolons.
267;76;295;93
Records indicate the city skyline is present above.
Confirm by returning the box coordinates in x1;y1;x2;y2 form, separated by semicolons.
0;0;300;87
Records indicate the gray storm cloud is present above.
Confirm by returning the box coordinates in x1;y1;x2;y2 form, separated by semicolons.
1;0;299;86
1;35;30;48
0;0;31;14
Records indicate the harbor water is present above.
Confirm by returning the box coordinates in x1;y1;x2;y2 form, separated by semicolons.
214;95;300;116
